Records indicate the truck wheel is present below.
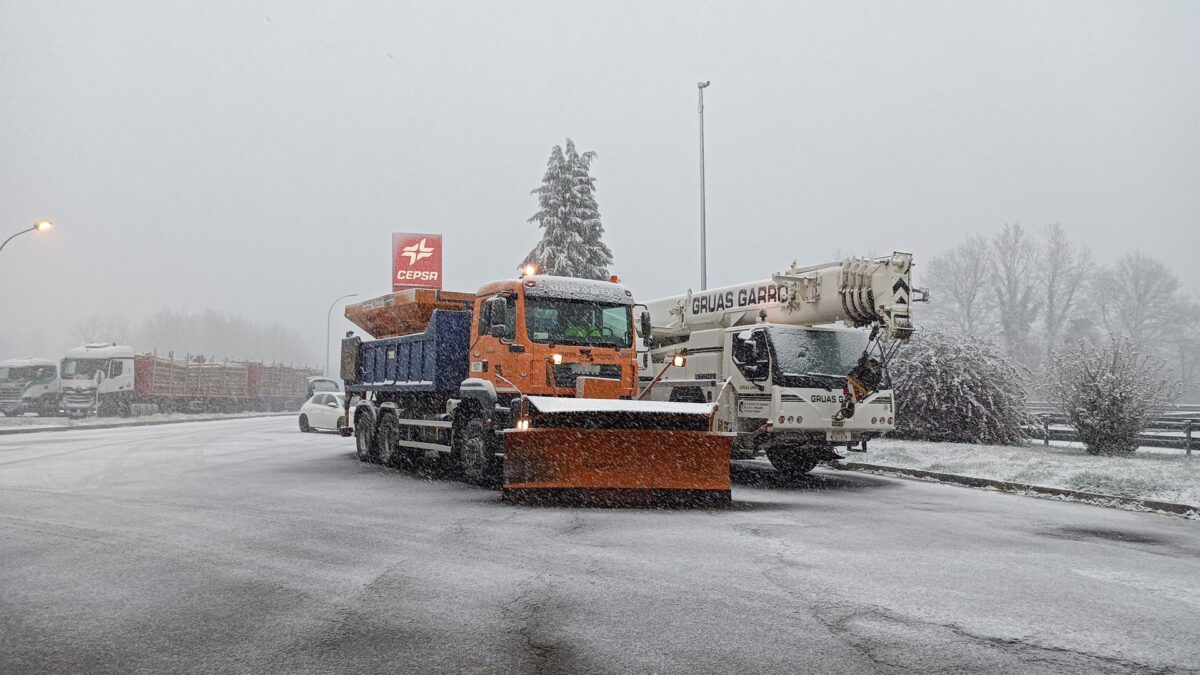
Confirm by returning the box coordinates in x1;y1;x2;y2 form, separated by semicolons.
299;414;312;433
766;448;819;477
354;414;377;462
457;417;497;485
375;413;403;467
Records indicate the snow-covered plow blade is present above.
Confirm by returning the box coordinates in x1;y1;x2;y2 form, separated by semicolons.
502;397;732;506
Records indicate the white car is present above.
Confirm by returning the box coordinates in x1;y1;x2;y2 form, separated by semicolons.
298;392;346;433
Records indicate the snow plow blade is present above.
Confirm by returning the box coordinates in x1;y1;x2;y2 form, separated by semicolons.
502;397;732;506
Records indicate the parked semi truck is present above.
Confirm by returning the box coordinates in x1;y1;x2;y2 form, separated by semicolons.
639;253;919;475
0;358;61;416
60;343;321;416
342;276;733;502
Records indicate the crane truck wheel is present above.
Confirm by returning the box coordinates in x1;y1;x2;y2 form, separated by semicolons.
766;448;819;477
457;417;498;486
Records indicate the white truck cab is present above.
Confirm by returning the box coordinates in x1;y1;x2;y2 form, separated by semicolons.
60;343;136;416
0;358;62;416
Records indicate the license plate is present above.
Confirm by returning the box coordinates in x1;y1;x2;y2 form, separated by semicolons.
827;430;852;442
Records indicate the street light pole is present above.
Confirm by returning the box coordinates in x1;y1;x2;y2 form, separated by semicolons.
697;81;710;291
0;221;53;258
326;293;358;376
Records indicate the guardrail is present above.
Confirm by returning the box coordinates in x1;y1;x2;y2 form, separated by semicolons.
1025;402;1196;454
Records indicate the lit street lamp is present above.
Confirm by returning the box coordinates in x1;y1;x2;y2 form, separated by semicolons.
326;293;358;376
0;220;54;257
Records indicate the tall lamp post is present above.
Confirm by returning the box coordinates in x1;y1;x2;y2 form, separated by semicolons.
0;220;53;257
697;81;710;290
326;293;358;376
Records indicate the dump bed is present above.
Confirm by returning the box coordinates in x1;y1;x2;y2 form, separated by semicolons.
344;288;474;339
343;310;471;393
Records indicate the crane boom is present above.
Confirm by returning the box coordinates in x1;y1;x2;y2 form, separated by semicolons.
645;252;915;341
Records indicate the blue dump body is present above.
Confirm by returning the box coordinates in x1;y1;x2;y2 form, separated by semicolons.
344;310;471;393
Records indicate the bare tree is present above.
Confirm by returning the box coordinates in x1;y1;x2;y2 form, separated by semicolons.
1039;223;1091;361
70;314;131;345
988;223;1042;362
1094;252;1181;351
923;234;993;336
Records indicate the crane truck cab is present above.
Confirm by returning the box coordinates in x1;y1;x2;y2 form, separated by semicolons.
640;253;917;476
60;343;136;416
0;358;62;416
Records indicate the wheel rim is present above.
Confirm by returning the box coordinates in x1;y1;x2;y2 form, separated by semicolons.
356;423;371;456
378;420;395;465
463;428;486;479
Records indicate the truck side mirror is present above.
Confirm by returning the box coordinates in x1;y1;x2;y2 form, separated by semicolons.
94;370;105;385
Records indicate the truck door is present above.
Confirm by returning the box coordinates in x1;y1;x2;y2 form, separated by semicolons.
475;293;521;389
727;328;773;424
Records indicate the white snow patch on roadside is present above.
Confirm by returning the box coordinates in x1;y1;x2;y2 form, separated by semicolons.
0;411;289;431
864;438;1200;507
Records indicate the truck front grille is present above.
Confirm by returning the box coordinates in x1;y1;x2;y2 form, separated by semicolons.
551;364;622;388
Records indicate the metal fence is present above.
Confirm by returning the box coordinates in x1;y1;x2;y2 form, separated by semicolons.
1026;402;1200;454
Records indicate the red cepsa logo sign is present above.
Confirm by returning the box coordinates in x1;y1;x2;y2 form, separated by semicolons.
392;233;443;291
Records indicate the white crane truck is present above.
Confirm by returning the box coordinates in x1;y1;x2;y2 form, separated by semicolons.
638;253;919;475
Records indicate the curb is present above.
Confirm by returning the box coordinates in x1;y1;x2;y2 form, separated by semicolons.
835;462;1200;519
0;413;295;436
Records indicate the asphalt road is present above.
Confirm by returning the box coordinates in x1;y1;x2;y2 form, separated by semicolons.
2;417;1199;674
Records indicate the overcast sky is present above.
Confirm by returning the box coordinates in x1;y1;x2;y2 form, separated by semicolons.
2;0;1197;367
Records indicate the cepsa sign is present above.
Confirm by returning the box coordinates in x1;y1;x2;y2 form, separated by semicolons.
392;233;443;291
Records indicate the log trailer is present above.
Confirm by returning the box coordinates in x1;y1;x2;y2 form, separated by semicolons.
341;273;733;503
59;343;320;416
638;253;919;475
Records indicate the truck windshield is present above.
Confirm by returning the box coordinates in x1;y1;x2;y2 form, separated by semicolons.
62;359;108;379
525;298;632;348
0;367;55;381
768;327;869;379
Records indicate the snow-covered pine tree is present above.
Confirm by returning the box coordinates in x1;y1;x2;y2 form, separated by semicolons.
523;139;613;280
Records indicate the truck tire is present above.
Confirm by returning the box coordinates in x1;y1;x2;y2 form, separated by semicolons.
457;417;497;485
375;413;403;467
354;413;377;462
766;447;819;477
299;414;312;433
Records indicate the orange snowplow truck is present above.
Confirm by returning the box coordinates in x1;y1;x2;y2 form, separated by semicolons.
341;272;732;504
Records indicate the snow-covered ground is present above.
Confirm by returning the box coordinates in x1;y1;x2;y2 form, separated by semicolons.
864;438;1200;507
0;411;289;431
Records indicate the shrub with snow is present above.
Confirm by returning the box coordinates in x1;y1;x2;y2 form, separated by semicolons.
890;329;1031;444
1046;338;1178;455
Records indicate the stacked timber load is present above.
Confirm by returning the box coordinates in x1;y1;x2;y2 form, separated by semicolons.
259;363;321;398
187;360;250;398
344;288;474;339
135;354;190;397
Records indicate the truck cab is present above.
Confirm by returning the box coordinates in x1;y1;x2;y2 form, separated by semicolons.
470;274;639;399
645;322;897;473
60;343;136;415
0;358;61;416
